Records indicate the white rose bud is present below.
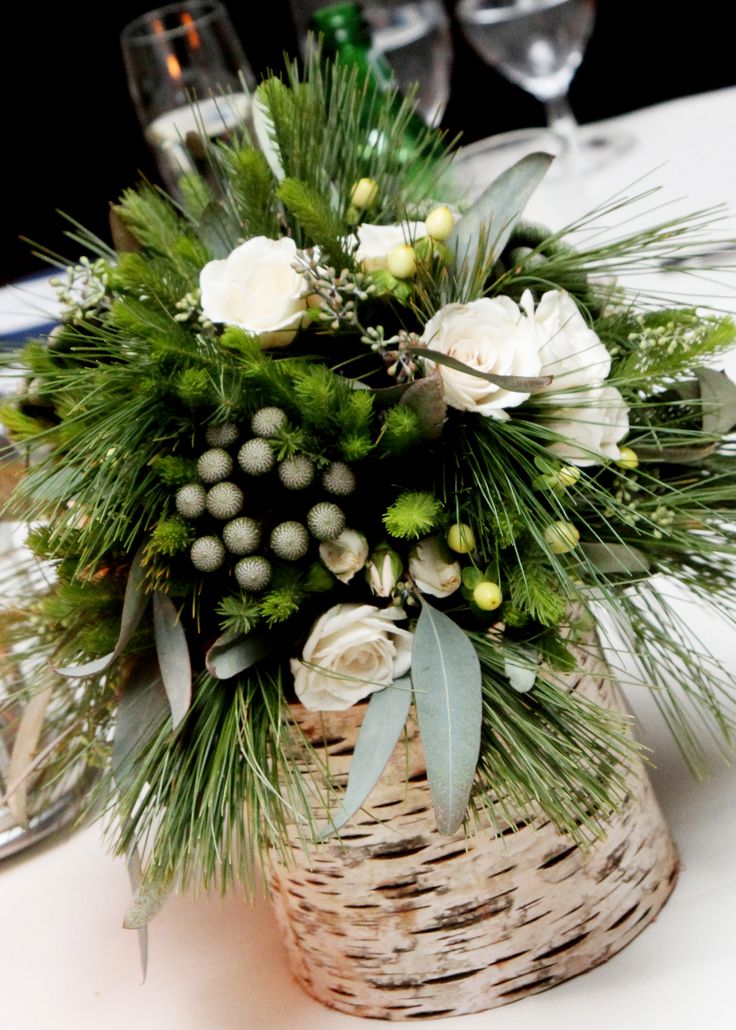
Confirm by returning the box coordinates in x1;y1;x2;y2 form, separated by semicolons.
350;222;426;272
319;528;369;584
199;236;308;348
420;293;542;419
291;603;413;711
408;536;461;598
365;545;403;597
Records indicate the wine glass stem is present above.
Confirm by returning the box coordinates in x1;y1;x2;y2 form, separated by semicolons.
544;93;579;151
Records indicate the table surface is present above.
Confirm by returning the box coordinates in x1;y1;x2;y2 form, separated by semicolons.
2;87;736;1030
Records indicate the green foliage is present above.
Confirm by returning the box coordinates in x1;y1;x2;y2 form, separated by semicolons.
219;145;279;239
175;368;212;407
147;517;193;557
258;585;304;626
152;456;198;487
379;405;423;455
507;561;569;627
383;491;442;539
216;593;262;636
278;177;349;265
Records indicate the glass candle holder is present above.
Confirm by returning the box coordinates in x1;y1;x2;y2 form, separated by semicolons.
121;0;255;194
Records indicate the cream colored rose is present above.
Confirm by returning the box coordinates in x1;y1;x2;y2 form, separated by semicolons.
351;222;426;272
531;290;611;391
319;529;369;583
408;536;461;598
199;236;308;347
420;294;542;419
291;603;413;711
541;386;630;467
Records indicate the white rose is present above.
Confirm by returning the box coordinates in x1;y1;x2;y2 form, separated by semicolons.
351;222;426;272
408;536;462;598
291;603;413;711
199;236;308;347
531;290;611;391
540;386;630;467
420;294;542;419
319;529;369;583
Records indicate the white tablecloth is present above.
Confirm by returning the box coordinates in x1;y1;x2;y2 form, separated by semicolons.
2;87;736;1030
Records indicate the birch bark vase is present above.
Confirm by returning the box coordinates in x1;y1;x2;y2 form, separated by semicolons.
268;634;679;1020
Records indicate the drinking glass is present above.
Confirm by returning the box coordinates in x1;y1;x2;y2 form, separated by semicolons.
121;1;255;194
290;1;453;127
456;0;631;168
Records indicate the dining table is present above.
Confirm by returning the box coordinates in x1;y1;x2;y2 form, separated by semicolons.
1;85;736;1030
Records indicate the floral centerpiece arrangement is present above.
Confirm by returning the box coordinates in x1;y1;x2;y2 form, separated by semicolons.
2;56;736;1015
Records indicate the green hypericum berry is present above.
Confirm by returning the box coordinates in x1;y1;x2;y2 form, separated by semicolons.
223;517;261;555
307;502;345;541
205;482;244;519
270;521;310;560
251;406;287;438
190;536;225;572
235;556;272;591
197;448;233;484
175;483;207;519
238;438;275;476
278;455;315;490
205;422;239;448
321;461;356;496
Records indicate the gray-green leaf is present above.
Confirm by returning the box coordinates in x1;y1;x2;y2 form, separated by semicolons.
198;201;241;259
411;600;482;835
123;876;172;931
581;542;651;575
112;661;169;780
696;366;736;436
205;631;274;680
319;677;412;839
153;592;192;731
415;346;552;393
448;152;554;285
126;847;149;982
55;546;148;679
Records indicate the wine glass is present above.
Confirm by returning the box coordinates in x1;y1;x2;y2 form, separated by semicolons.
455;0;631;169
121;1;255;195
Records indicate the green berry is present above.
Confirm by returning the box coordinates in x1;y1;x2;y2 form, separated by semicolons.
206;482;243;520
307;502;345;542
447;523;475;554
270;521;310;561
473;581;502;611
234;556;272;591
321;461;356;496
278;455;315;490
205;422;239;448
175;483;207;519
223;517;261;555
238;438;275;476
197;448;233;484
251;406;287;438
544;520;580;555
190;536;225;572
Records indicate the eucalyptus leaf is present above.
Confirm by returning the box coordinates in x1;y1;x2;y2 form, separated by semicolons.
5;686;53;828
123;876;172;931
126;847;148;982
252;87;285;181
153;592;192;731
504;650;538;694
695;367;736;435
635;441;717;464
112;661;169;780
448;152;554;282
581;542;651;575
411;600;482;835
55;546;148;679
399;371;446;439
319;677;412;839
198;201;241;259
205;631;274;680
413;346;552;393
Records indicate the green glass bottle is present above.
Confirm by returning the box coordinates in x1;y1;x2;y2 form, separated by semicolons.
310;2;433;165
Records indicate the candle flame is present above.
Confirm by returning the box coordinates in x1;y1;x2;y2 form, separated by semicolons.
181;12;201;49
152;18;183;81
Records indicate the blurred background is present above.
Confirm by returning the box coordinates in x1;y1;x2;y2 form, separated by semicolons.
3;0;733;284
